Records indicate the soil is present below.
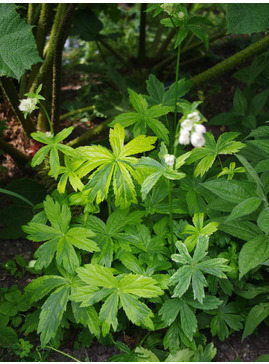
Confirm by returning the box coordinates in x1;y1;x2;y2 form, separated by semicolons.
1;238;269;362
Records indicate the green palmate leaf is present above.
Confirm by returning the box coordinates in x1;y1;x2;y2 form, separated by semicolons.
144;75;191;109
22;195;99;273
38;285;69;346
226;4;269;35
77;123;156;208
187;132;245;177
110;90;170;143
210;302;243;341
31;127;76;178
80;209;144;267
170;236;228;303
0;4;42;79
242;303;269;340
226;197;262;222
239;235;269;278
160;297;198;341
139;144;186;200
57;155;84;194
75;264;163;335
182;212;219;252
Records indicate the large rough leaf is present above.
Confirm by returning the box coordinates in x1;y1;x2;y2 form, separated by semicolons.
226;4;269;35
0;4;42;79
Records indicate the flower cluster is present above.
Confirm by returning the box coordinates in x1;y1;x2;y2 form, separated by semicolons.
164;153;175;167
178;111;206;148
160;3;174;15
177;11;185;21
19;97;38;116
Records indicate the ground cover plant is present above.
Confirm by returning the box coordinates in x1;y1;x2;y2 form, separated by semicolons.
1;3;269;362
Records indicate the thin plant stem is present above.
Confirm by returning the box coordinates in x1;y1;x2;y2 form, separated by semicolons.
39;102;54;136
107;193;112;215
218;155;223;170
174;44;181;137
165;115;170;129
167;179;175;253
37;345;80;362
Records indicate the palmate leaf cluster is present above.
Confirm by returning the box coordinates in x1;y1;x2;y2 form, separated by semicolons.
21;65;267;356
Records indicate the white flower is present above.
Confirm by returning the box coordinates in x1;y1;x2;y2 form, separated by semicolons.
191;132;206;148
161;3;174;15
177;11;185;20
181;118;193;131
194;124;206;134
19;97;38;113
187;111;200;123
179;129;190;145
164;154;175;167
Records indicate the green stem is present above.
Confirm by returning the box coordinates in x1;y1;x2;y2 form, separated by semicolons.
68;117;113;148
153;31;225;72
137;3;147;63
174;44;181;133
107;193;112;215
60;105;95;121
39;101;54;135
29;4;67;92
218;155;223;170
51;4;76;133
37;345;80;362
96;41;107;64
191;34;269;89
167;179;174;253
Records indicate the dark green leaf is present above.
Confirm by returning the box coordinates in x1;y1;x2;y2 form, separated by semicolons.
242;303;269;340
0;4;42;79
226;4;269;34
239;235;269;278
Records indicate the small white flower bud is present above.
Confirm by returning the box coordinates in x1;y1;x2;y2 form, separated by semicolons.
187;111;200;123
181;118;193;131
179;129;190;145
164;154;175;167
194;124;206;134
191;132;206;148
